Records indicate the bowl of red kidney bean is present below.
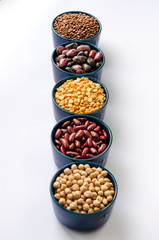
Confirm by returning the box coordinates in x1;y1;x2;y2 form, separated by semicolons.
51;41;105;82
51;115;113;168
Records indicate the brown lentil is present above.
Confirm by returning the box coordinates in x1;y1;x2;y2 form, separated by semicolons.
53;164;115;213
55;77;106;114
53;13;99;40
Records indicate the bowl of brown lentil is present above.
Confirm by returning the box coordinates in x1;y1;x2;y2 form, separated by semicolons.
51;41;105;82
52;11;102;47
52;76;109;121
51;115;113;168
50;162;118;231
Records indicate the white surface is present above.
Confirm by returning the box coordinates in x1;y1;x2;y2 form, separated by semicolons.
0;0;159;239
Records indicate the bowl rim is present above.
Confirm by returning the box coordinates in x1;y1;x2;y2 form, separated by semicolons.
52;76;109;116
50;161;118;216
51;10;102;42
51;41;105;76
51;114;113;162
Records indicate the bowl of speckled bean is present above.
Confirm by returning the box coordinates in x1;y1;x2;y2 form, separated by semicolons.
50;162;118;231
51;41;105;82
52;11;102;47
52;76;109;121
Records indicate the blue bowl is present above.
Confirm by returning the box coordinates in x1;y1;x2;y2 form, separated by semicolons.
51;115;113;168
51;41;105;83
52;76;109;121
50;161;118;231
52;11;102;48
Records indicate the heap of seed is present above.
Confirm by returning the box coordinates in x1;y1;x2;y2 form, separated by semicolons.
53;13;100;40
53;164;115;213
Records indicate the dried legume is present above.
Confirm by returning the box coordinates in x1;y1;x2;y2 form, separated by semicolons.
53;13;99;40
53;164;115;213
55;77;106;114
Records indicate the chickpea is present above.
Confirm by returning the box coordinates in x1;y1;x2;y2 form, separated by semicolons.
83;203;90;212
97;196;103;203
68;175;74;181
67;193;73;200
107;195;113;202
56;177;61;182
53;181;60;188
59;198;65;206
54;193;60;200
78;164;85;170
81;211;86;213
95;186;100;192
60;173;64;177
67;206;71;210
93;200;100;207
64;168;72;175
73;169;79;174
56;188;61;193
94;207;100;212
64;175;68;180
97;167;103;173
60;178;66;184
61;184;67;190
78;205;83;211
92;192;97;199
95;180;100;186
99;178;104;184
70;202;77;210
65;188;71;195
90;173;95;179
102;198;108;205
81;171;87;177
86;168;92;175
72;184;79;191
84;177;91;183
78;179;83;186
66;181;72;187
88;209;94;213
104;178;110;182
71;164;77;170
77;198;84;205
89;186;95;192
84;191;92;198
73;191;81;199
101;185;108;192
86;198;92;204
104;190;111;197
101;170;108;177
66;199;72;205
72;179;78;185
110;190;115;195
80;186;87;193
74;173;81;180
84;164;90;169
60;191;66;198
100;203;105;209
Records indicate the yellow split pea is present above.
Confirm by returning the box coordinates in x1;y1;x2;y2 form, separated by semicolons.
55;77;106;113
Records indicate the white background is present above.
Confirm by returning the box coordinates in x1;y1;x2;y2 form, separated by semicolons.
0;0;159;239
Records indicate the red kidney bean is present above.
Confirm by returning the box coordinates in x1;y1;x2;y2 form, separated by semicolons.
74;155;83;159
56;145;60;150
76;148;82;154
92;140;98;148
54;139;61;145
66;49;78;57
94;52;103;61
90;131;99;138
94;125;101;132
82;147;89;158
81;137;86;142
62;120;71;128
60;146;66;154
86;138;93;147
67;126;75;133
86;154;95;158
69;132;76;142
77;45;91;52
75;125;86;131
84;120;90;128
66;151;79;157
55;54;65;62
87;123;97;131
62;49;69;55
98;143;107;154
75;130;84;139
100;135;106;141
69;142;75;150
82;143;87;149
77;118;87;121
60;138;69;149
72;118;82;126
64;133;70;141
59;58;67;68
61;129;68;134
102;129;108;138
99;131;102;135
54;129;62;139
75;140;81;148
90;147;97;154
83;130;92;139
96;140;103;145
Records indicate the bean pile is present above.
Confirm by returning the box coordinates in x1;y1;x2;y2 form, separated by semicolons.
53;164;115;213
55;42;103;74
53;12;99;40
55;77;106;114
54;118;109;159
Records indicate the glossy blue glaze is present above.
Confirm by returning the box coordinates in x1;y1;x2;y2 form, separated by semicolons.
52;11;102;48
51;41;105;83
52;76;109;121
50;162;118;231
51;115;113;168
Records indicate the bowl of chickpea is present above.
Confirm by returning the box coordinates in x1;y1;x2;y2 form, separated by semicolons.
50;162;118;231
52;76;109;121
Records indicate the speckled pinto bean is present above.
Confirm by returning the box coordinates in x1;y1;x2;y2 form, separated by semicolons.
54;118;109;159
54;42;103;74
